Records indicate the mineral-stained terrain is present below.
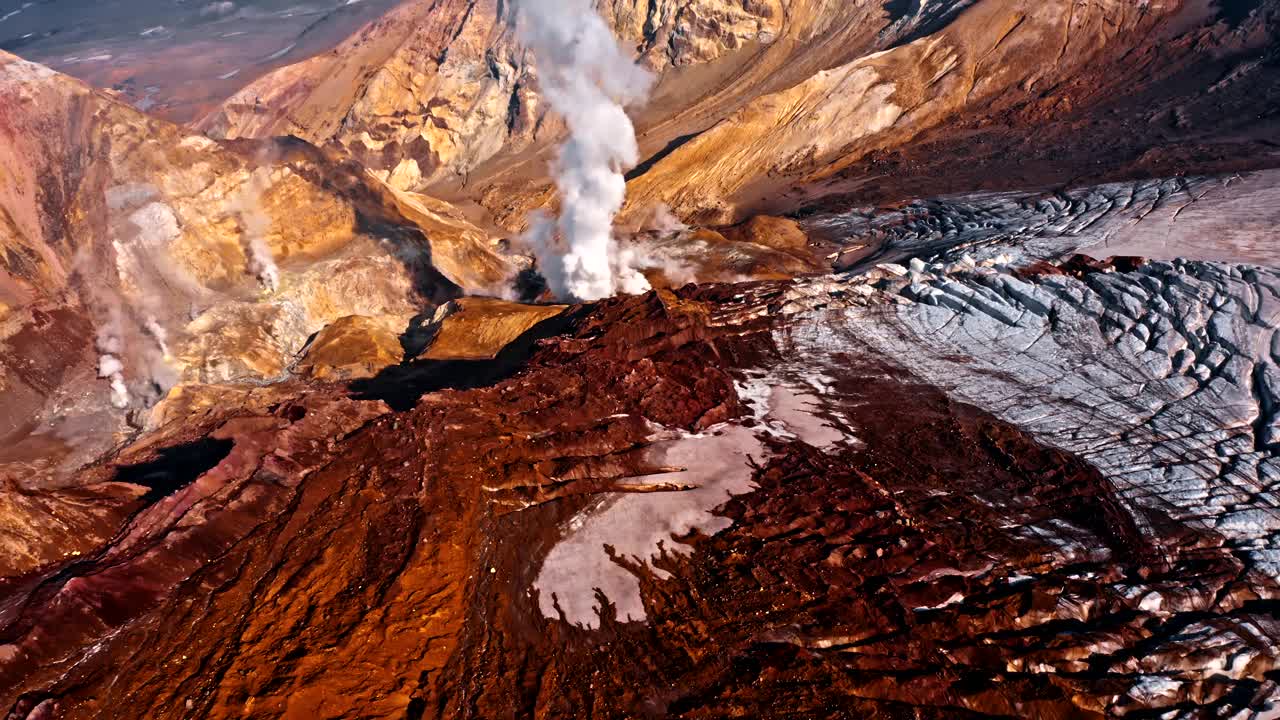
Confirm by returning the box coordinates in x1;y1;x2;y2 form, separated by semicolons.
2;1;1280;718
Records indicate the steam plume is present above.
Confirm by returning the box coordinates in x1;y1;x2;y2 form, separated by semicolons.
517;0;653;301
233;168;281;293
95;303;130;410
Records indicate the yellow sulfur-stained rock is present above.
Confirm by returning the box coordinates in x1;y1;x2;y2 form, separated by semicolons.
295;315;406;382
421;298;567;361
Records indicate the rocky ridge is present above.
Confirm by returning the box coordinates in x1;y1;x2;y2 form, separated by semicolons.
4;243;1280;717
1;0;1279;717
200;0;1280;231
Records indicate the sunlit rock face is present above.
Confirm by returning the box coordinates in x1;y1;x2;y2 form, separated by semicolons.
0;50;477;482
198;0;978;214
1;0;1280;718
197;0;1279;232
3;248;1280;718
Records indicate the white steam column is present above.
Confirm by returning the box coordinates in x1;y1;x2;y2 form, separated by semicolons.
517;0;653;301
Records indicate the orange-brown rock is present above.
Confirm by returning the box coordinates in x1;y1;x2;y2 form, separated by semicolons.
0;52;469;476
2;283;1276;718
0;52;360;305
420;297;567;361
2;4;1280;718
201;0;1244;232
621;0;1180;224
199;0;976;220
719;215;810;256
295;315;406;381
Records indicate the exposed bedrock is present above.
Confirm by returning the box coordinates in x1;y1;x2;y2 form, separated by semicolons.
202;0;1280;229
0;1;1278;717
3;258;1278;717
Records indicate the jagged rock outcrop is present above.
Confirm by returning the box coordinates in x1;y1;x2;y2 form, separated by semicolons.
621;0;1179;223
294;315;407;381
199;0;975;209
199;0;1280;231
418;297;568;360
3;246;1279;717
2;2;1280;718
0;51;521;481
0;44;832;490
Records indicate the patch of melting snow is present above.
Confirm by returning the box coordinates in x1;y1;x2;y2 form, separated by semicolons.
534;425;763;628
913;592;966;611
735;370;858;449
534;371;860;629
1127;675;1182;703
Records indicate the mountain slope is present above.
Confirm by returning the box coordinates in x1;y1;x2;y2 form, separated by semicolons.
1;2;1279;718
200;0;1280;232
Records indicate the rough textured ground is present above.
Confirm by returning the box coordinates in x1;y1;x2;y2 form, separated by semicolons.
3;264;1279;718
204;0;1280;230
2;1;1280;718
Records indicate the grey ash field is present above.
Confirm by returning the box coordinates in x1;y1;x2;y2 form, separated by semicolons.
1;1;1280;718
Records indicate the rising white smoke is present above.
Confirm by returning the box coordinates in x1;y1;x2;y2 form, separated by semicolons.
233;168;281;293
646;204;689;236
517;0;654;301
94;301;131;409
81;193;194;411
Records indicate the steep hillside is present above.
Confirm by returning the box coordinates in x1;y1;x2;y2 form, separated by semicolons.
1;2;1280;718
202;0;1280;231
200;1;973;203
0;50;508;478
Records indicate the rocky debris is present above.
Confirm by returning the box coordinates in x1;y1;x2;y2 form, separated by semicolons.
0;290;741;717
802;0;1280;212
199;0;1280;233
827;257;1280;578
622;0;1180;224
2;264;1277;717
227;136;518;295
719;214;811;256
198;0;985;223
2;45;841;493
0;52;527;486
0;1;1279;717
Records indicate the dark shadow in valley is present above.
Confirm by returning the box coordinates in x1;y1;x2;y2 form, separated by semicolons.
881;0;973;47
1217;0;1267;25
350;309;583;411
113;438;236;503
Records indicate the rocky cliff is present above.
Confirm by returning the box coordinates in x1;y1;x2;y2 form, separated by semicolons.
201;0;1279;230
199;1;976;213
2;1;1280;718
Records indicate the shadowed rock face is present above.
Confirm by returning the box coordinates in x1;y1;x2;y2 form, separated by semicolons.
197;0;982;216
2;270;1278;718
1;0;1280;717
0;51;504;484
